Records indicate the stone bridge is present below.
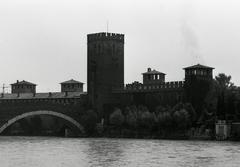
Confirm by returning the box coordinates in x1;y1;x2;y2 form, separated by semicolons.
0;92;88;135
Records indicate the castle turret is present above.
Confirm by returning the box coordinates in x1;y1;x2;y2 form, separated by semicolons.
184;64;214;82
87;32;124;111
142;68;165;85
183;64;214;112
60;79;84;93
11;80;36;94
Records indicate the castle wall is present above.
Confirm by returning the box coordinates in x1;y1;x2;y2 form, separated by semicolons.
112;81;185;110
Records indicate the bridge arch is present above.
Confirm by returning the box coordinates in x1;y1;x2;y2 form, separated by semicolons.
0;110;85;134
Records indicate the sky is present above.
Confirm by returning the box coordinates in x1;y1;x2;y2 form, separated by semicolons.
0;0;240;92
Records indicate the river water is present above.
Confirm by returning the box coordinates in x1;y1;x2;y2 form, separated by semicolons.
0;137;240;167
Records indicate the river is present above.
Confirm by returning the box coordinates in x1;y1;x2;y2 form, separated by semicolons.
0;137;239;167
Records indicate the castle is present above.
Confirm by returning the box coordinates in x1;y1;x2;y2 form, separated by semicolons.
87;32;214;113
0;32;214;114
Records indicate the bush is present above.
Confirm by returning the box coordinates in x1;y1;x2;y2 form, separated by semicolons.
138;111;154;129
157;111;173;130
81;110;98;135
109;108;124;127
173;109;190;131
125;110;137;128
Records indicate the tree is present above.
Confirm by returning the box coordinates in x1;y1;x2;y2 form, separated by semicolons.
125;110;137;128
157;111;173;134
155;105;168;115
214;73;236;120
81;110;98;135
173;109;190;131
109;108;124;127
215;73;234;91
138;110;154;129
157;112;171;127
184;103;197;124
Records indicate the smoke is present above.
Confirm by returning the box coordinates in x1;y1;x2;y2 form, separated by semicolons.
181;21;201;62
180;1;205;65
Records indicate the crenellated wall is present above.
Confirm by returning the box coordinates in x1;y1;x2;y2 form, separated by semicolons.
87;32;124;43
112;81;184;93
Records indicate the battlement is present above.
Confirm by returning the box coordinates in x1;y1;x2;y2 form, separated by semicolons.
112;81;185;93
87;32;124;43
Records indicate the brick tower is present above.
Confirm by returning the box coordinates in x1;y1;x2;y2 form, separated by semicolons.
87;32;124;112
183;64;214;112
184;64;214;82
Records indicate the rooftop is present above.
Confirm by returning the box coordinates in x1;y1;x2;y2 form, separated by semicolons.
142;68;165;75
11;80;36;86
183;64;214;70
60;79;84;84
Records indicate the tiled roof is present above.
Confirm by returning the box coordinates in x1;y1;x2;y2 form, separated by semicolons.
142;70;165;75
60;79;84;84
11;80;36;86
0;92;86;100
183;64;214;70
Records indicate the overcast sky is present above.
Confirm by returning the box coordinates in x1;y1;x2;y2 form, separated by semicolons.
0;0;240;92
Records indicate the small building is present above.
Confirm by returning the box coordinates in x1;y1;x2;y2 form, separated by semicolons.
11;80;36;94
183;64;214;81
215;120;231;140
60;79;84;93
142;68;165;85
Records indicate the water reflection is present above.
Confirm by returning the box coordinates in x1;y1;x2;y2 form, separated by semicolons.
86;139;124;167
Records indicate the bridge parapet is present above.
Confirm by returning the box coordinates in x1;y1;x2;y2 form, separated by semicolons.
0;92;88;106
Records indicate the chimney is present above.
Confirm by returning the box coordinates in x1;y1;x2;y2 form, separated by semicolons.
17;80;19;83
147;68;151;72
